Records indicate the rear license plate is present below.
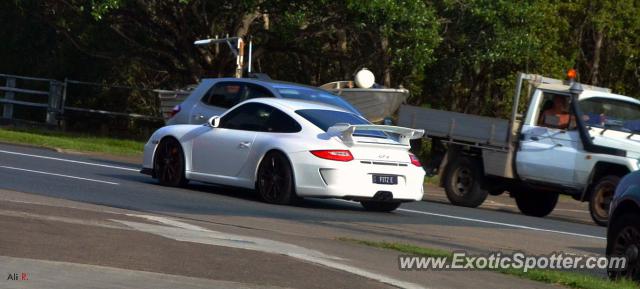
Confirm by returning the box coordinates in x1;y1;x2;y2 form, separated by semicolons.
372;175;398;185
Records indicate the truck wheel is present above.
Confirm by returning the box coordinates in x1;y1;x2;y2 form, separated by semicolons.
444;157;488;208
514;190;558;217
589;175;620;227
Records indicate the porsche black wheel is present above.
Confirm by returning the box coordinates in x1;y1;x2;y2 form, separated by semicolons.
154;138;188;187
514;190;558;217
257;152;294;205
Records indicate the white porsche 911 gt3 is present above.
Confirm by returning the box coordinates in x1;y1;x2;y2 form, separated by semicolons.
141;98;425;211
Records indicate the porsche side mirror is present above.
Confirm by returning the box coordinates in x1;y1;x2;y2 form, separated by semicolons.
207;116;220;128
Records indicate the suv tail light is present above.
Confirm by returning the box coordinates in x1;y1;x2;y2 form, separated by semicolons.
310;150;353;162
409;153;422;167
168;104;181;118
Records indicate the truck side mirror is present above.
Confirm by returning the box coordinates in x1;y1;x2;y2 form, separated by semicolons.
207;116;220;128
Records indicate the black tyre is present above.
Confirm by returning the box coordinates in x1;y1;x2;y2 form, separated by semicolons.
589;175;620;226
154;138;188;187
257;151;295;205
607;212;640;281
360;201;401;212
514;190;558;217
443;157;488;208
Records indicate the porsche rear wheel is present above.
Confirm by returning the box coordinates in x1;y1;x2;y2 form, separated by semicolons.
514;190;558;217
257;152;295;205
154;138;188;187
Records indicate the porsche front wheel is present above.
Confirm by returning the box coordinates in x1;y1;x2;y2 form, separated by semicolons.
154;138;188;187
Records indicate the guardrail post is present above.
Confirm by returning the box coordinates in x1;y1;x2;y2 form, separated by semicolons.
47;80;62;126
2;77;16;120
59;78;68;130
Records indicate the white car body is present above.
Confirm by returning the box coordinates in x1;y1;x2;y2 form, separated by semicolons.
142;98;426;203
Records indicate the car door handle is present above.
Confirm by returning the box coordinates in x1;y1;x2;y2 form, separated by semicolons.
530;136;540;141
194;113;204;119
238;141;251;149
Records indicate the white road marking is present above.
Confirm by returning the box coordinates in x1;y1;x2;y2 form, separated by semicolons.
0;149;139;172
397;208;605;240
335;199;605;240
118;215;427;289
0;165;119;185
482;200;589;214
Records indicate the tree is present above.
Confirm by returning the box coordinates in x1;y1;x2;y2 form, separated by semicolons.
422;0;573;116
562;0;640;95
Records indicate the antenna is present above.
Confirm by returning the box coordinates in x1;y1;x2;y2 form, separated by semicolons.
248;38;253;74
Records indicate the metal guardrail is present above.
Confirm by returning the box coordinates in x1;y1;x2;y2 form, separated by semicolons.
0;73;164;125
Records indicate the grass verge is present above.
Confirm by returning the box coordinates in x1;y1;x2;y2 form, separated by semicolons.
337;238;638;289
0;127;144;156
424;175;440;185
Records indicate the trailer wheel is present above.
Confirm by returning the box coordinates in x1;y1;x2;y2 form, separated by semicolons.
444;157;488;208
589;175;619;227
514;190;558;217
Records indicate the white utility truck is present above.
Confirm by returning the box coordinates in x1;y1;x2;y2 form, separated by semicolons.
399;72;640;226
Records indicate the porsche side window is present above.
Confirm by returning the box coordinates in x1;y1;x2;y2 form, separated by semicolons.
201;82;243;108
220;103;273;131
265;109;301;133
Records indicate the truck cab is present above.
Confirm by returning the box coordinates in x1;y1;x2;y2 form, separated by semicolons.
399;72;640;225
517;81;640;224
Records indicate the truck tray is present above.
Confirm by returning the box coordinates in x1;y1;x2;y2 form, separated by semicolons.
397;105;510;148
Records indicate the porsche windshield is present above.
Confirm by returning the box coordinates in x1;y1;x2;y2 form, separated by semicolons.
296;109;387;138
578;97;640;133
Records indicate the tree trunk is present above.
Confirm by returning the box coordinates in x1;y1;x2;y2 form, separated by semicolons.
381;35;391;87
590;30;604;85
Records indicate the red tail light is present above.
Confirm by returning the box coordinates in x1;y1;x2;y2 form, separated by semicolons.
310;150;353;162
409;153;422;167
168;104;181;118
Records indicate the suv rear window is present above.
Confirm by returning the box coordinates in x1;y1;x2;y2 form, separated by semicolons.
276;87;359;114
202;82;275;108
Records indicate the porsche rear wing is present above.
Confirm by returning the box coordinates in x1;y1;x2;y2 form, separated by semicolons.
327;123;424;146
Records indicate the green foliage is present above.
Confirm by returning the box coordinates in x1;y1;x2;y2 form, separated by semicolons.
2;0;640;122
424;0;572;116
561;0;640;95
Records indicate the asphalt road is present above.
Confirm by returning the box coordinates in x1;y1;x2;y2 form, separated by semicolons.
0;143;607;289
